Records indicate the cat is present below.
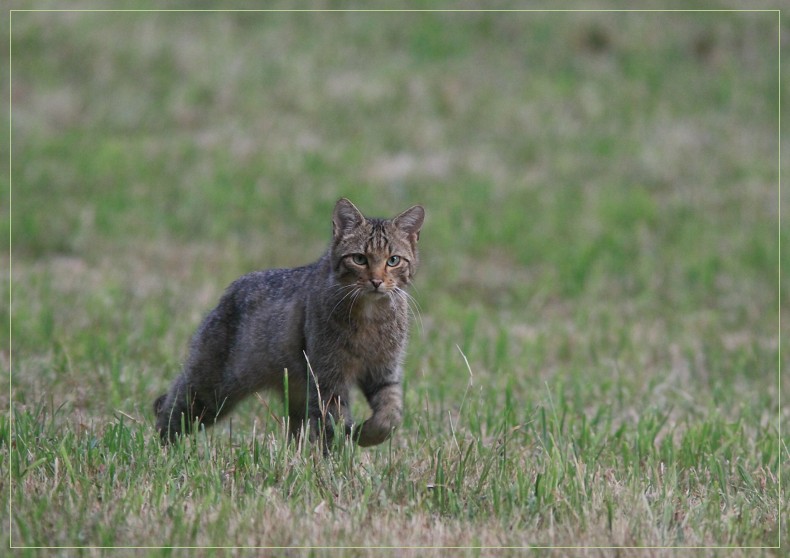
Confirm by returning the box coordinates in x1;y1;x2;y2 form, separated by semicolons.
153;198;424;449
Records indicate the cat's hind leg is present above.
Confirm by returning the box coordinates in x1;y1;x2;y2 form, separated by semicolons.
154;376;227;443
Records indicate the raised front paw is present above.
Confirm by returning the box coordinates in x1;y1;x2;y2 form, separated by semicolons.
356;411;402;447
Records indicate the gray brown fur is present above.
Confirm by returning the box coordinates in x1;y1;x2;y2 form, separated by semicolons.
154;198;424;448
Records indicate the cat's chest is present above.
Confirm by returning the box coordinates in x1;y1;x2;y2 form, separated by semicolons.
310;295;408;370
338;312;407;368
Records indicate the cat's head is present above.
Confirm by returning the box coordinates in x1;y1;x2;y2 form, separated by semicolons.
330;198;424;296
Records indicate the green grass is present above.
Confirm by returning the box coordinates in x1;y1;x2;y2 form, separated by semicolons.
4;5;787;555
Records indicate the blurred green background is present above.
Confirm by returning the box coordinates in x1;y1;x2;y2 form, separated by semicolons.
11;11;783;273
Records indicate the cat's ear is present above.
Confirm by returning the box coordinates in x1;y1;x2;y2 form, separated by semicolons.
393;205;425;241
333;198;365;238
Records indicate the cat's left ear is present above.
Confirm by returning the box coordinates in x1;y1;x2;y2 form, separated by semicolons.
393;205;425;242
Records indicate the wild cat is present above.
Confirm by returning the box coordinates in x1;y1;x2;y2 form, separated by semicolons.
154;198;424;448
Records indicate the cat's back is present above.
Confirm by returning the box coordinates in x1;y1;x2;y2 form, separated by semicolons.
225;259;323;310
201;259;325;359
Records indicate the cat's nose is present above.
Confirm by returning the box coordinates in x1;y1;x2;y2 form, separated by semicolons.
370;279;383;290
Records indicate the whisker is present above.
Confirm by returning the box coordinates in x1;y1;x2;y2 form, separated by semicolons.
394;287;424;335
401;287;423;315
404;294;423;335
347;288;364;323
328;284;360;320
328;283;357;295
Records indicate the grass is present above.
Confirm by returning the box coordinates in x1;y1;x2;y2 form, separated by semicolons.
4;4;787;556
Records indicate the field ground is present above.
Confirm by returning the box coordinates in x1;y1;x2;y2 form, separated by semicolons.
4;4;789;556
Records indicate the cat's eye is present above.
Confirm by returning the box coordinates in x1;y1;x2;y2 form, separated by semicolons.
386;255;401;267
351;254;368;266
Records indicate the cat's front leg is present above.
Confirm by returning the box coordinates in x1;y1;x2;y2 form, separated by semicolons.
357;376;403;447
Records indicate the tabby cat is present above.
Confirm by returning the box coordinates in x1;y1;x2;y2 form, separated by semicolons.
154;198;425;448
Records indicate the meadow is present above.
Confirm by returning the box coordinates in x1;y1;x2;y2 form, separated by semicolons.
4;5;787;556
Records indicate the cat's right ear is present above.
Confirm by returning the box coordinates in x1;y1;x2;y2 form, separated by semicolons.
333;198;365;238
